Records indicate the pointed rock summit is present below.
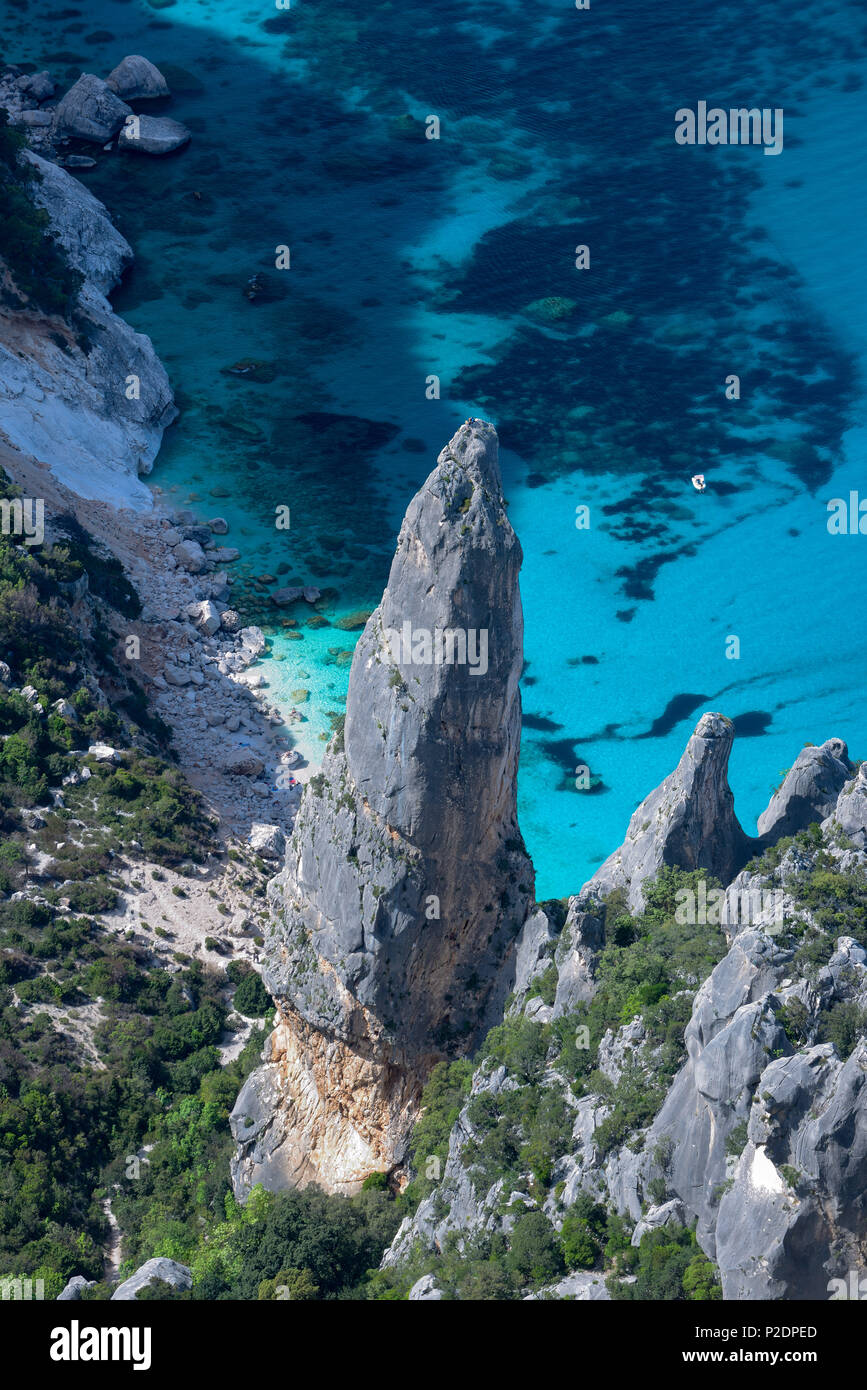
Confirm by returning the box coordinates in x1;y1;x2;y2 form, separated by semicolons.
757;737;852;844
231;421;534;1195
585;712;754;911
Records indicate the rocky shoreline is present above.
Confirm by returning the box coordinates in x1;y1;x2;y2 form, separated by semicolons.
0;59;317;853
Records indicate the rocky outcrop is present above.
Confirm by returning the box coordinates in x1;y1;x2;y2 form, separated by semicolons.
53;73;132;143
584;712;754;911
716;1039;867;1299
552;893;604;1016
110;1257;192;1300
758;738;852;845
231;421;534;1196
22;151;131;295
822;762;867;851
106;55;170;101
57;1275;95;1300
0;155;175;509
382;715;867;1300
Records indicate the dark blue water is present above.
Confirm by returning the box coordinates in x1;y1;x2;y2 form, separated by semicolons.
10;0;867;895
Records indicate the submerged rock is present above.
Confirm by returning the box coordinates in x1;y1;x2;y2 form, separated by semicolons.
117;114;191;155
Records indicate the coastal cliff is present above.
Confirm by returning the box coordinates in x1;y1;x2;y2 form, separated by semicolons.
381;721;867;1301
231;421;535;1195
0;146;175;509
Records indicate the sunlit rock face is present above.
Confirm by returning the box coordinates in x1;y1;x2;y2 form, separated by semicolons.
232;421;535;1195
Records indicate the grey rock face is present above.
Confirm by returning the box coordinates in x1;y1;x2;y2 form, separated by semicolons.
716;1041;867;1299
631;1199;687;1246
383;1064;522;1264
758;738;852;845
19;71;55;102
508;907;558;1012
626;931;793;1247
238;422;534;1194
106;55;170;100
525;1271;610;1301
268;421;532;1052
249;823;286;860
585;713;754;911
408;1274;444;1300
22;151;132;295
0;166;176;504
110;1257;192;1300
54;74;132;142
822;763;867;851
117;114;191;155
57;1275;95;1300
552;892;604;1016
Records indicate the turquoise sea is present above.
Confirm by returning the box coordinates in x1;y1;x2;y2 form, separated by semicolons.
8;0;867;897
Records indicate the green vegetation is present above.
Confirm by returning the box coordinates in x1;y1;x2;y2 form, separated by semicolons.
608;1227;722;1301
0;110;83;318
227;962;272;1018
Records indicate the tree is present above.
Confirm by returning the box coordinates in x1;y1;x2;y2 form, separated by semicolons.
507;1211;564;1286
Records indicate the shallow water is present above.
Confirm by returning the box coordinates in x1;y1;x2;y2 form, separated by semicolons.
11;0;867;896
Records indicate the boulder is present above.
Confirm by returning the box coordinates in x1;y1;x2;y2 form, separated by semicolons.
270;586;321;607
174;539;206;573
249;824;286;859
223;750;265;778
86;743;120;763
238;626;266;658
195;600;222;636
19;71;55;102
525;1271;610;1301
54;74;132;143
110;1257;192;1301
408;1274;443;1301
106;55;170;100
57;1275;95;1301
117;114;191;155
